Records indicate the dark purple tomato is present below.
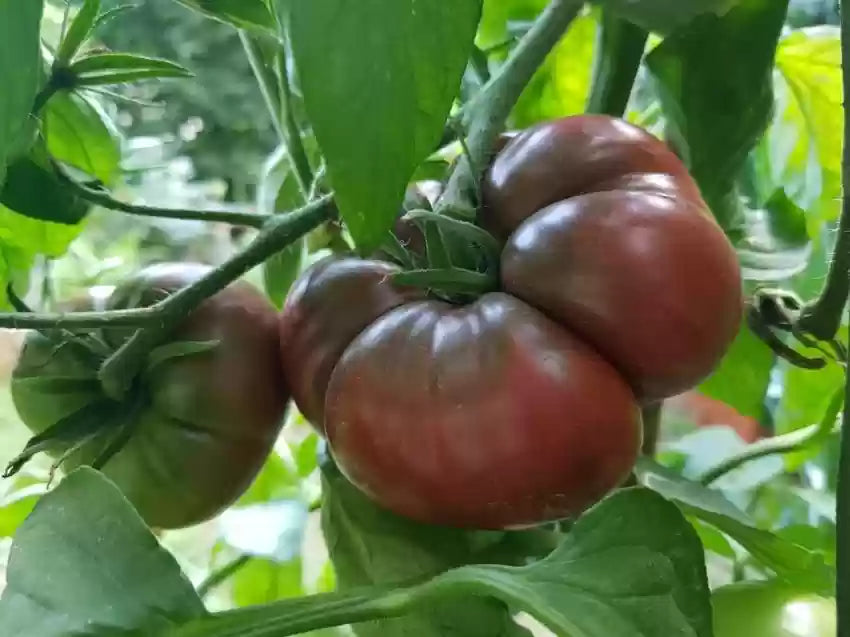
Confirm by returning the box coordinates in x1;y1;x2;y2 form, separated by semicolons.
501;190;743;401
482;115;743;402
13;262;288;530
480;114;706;239
323;292;642;529
278;256;424;431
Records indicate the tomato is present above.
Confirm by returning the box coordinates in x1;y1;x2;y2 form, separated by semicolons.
278;256;424;431
712;581;836;637
483;115;743;401
323;292;641;529
278;114;741;529
12;262;288;529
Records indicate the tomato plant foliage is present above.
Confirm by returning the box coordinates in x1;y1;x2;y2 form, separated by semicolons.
0;0;846;636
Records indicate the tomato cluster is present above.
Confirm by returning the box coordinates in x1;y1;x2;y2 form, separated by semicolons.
9;114;742;532
280;114;743;529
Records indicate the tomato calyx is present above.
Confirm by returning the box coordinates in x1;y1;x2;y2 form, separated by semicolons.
3;388;146;481
4;328;221;482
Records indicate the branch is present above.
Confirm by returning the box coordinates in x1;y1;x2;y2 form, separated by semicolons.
0;306;154;329
585;10;647;117
240;31;314;197
698;385;843;487
56;162;269;229
198;554;253;599
797;4;850;342
837;5;850;630
98;194;337;399
436;0;585;216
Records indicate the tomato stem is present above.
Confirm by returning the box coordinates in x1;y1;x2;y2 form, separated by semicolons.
698;386;843;487
240;31;315;198
436;0;585;218
53;160;270;229
98;194;337;400
585;10;648;117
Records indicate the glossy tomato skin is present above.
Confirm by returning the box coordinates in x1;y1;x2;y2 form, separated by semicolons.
13;262;288;529
278;256;424;431
324;292;642;529
501;190;743;401
480;114;706;239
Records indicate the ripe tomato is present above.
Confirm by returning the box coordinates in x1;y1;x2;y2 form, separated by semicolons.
279;114;741;529
12;262;288;529
483;115;743;401
278;256;424;431
323;292;641;529
712;581;836;637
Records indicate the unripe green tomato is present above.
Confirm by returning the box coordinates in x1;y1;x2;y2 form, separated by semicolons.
712;581;836;637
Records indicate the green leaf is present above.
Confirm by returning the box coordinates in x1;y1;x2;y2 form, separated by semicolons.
634;458;753;524
0;146;89;225
55;0;101;64
44;91;121;185
0;204;83;259
769;26;842;232
0;203;83;307
512;8;598;127
0;468;205;637
594;0;742;34
281;0;482;252
635;458;836;596
698;324;773;420
0;482;44;538
736;190;813;281
70;53;192;79
320;461;532;637
175;0;277;34
0;0;43;187
430;488;713;637
236;451;301;506
645;0;789;233
177;487;711;637
232;557;304;606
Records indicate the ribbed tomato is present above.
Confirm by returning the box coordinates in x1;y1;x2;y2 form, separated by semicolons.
483;115;743;401
12;263;288;529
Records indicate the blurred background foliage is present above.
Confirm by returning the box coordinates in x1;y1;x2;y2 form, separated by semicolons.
0;0;846;632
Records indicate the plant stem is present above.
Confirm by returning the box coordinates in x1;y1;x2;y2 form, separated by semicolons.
239;30;285;142
55;163;269;229
436;0;584;215
275;43;314;195
172;585;415;637
698;385;843;487
798;1;850;343
0;306;154;329
198;554;253;599
98;195;336;399
32;83;60;116
640;402;662;457
839;313;850;637
585;11;647;117
240;31;313;197
838;10;850;628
